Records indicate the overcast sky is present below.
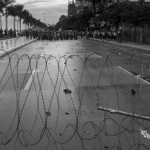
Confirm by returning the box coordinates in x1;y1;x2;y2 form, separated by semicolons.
15;0;68;24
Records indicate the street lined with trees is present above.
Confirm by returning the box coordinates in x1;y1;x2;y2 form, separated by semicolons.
0;1;150;149
0;0;46;38
56;0;150;44
55;6;94;31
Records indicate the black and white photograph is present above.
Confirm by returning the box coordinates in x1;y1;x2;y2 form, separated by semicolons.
0;0;150;149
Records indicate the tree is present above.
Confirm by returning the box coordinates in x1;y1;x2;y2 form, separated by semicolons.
7;5;17;35
22;9;30;29
0;0;5;29
127;4;150;43
55;7;94;31
15;4;23;31
0;0;5;13
47;24;55;31
98;1;134;28
96;1;150;43
22;9;46;30
59;15;67;21
2;0;15;32
77;0;101;15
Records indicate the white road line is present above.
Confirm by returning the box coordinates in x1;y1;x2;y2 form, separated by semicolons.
118;66;150;85
40;53;46;57
24;69;39;90
94;53;103;58
87;52;103;58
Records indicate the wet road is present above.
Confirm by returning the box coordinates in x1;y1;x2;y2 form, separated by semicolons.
0;38;150;150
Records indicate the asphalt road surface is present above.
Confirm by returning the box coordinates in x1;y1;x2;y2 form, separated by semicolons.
0;38;150;150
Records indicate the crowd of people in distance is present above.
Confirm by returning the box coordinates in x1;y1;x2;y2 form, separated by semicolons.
0;28;18;38
86;29;122;42
0;27;122;43
25;29;78;41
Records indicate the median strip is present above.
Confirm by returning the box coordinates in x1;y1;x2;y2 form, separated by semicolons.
118;66;150;85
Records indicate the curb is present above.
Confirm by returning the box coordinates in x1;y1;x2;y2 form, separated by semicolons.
0;39;37;58
89;38;150;51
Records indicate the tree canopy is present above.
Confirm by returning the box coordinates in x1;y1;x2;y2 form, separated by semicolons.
0;0;5;13
55;6;94;31
96;1;150;28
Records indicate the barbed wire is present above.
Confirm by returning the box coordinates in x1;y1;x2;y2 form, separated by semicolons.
0;51;149;150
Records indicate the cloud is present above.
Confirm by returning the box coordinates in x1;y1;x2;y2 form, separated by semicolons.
15;0;68;24
26;4;67;24
16;0;68;6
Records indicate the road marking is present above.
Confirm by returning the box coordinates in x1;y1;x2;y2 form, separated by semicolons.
94;53;103;58
40;53;46;57
86;52;103;58
118;66;150;85
24;69;39;90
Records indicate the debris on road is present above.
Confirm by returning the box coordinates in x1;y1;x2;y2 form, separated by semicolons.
104;146;109;149
65;112;69;115
69;56;73;58
45;111;51;117
64;89;72;94
84;131;90;134
131;89;136;96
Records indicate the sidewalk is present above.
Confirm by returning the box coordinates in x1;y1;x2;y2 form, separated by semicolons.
0;37;37;57
89;38;150;51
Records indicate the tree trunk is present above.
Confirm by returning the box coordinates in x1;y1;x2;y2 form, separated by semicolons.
140;27;143;44
131;27;134;41
5;12;8;31
13;16;15;31
92;0;96;15
0;14;2;29
136;27;139;43
19;18;21;31
13;16;16;37
30;23;32;29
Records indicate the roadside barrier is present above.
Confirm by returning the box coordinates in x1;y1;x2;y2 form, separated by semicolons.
0;51;149;149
